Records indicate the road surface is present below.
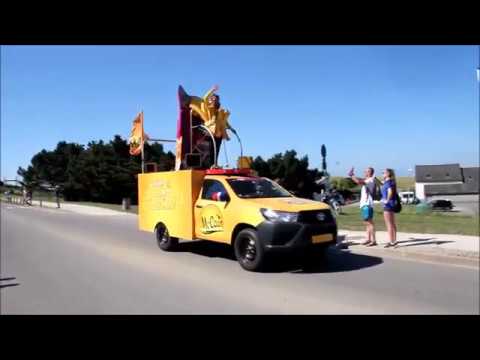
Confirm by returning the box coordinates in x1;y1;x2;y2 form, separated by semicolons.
1;203;478;314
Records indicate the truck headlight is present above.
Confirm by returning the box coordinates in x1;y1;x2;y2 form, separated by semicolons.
260;208;298;223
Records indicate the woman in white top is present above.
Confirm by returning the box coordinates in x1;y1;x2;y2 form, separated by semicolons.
349;167;377;246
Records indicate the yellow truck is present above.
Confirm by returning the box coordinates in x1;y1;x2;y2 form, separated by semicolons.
138;168;337;271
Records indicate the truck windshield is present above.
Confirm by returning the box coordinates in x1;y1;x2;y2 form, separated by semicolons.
227;178;292;199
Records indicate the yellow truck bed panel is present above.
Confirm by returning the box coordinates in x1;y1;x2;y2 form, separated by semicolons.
138;170;205;239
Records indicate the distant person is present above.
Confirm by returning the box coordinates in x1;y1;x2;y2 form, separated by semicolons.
22;187;27;205
5;190;13;203
55;186;60;208
26;189;32;205
348;166;377;246
381;168;398;247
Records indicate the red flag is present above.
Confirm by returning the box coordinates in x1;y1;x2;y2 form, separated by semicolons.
175;86;192;170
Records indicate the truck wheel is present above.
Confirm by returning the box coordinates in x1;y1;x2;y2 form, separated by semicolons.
234;228;265;272
156;223;178;251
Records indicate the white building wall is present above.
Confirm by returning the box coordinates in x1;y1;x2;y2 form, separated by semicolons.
415;183;425;200
415;182;464;200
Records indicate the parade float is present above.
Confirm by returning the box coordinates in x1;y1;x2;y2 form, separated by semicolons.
130;86;337;271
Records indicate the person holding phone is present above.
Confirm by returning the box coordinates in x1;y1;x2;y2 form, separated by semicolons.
348;166;377;246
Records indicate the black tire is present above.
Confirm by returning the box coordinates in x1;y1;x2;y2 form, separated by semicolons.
156;223;178;251
234;228;266;272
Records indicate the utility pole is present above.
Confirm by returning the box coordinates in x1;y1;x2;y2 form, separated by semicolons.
321;144;327;173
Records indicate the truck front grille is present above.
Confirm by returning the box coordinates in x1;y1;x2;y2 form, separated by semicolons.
298;210;335;224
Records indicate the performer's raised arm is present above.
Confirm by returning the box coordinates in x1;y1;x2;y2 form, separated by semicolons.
203;84;219;102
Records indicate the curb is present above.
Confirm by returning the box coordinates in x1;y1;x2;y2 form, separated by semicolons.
337;244;480;269
2;200;137;216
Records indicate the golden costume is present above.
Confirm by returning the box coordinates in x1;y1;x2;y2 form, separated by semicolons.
189;86;232;140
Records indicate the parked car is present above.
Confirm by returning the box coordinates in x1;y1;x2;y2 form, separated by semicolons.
399;191;420;205
428;199;454;211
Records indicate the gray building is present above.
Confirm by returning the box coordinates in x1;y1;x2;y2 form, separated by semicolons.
415;164;479;199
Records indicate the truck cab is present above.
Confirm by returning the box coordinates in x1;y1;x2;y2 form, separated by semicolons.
138;168;337;271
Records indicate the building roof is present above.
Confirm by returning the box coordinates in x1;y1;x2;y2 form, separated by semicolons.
420;166;479;196
415;164;463;183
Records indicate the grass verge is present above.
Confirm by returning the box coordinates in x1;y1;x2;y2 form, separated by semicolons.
336;203;479;236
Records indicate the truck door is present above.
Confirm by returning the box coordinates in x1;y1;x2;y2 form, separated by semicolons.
194;179;230;243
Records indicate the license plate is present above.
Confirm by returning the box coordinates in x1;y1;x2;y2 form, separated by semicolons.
312;234;333;244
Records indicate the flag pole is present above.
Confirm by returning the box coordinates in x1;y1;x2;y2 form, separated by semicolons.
141;110;145;173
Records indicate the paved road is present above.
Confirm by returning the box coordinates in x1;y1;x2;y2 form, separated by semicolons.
429;195;479;216
1;203;478;314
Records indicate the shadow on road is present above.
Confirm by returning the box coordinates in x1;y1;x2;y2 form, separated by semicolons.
398;240;454;248
0;276;20;289
339;235;455;249
386;237;456;248
175;240;383;274
0;283;20;289
405;237;436;242
280;249;383;274
176;240;236;261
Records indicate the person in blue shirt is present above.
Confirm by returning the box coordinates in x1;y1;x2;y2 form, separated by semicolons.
381;168;398;247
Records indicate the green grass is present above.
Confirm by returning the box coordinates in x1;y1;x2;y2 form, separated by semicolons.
395;177;415;191
0;192;139;214
63;201;139;214
0;186;22;196
1;186;58;200
63;200;479;236
331;176;415;192
4;182;476;236
336;204;479;236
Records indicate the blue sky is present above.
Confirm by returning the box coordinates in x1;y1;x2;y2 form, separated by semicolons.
1;45;479;181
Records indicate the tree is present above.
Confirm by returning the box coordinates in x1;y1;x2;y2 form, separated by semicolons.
17;135;175;204
251;150;315;197
251;156;271;178
17;142;85;188
330;177;357;191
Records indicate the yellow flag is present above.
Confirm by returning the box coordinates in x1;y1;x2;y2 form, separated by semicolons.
129;112;148;156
